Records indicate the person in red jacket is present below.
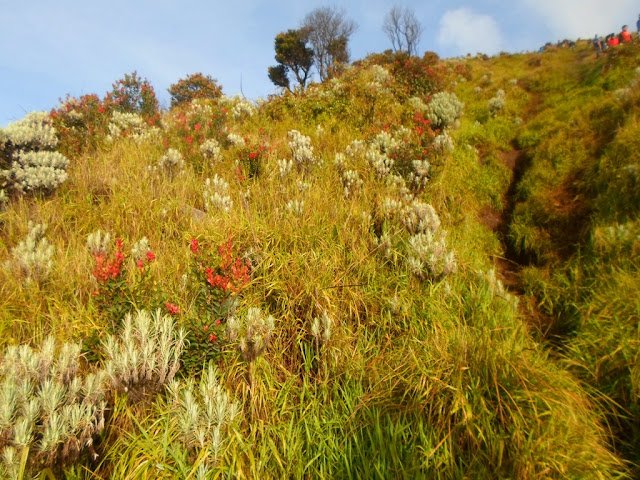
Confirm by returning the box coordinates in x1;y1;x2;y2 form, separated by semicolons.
620;25;632;43
608;33;620;46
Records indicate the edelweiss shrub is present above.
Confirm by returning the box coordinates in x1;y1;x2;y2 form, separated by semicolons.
382;197;403;216
227;307;275;363
0;338;107;477
373;231;394;259
426;91;464;129
370;131;400;154
157;148;184;174
433;132;454;153
200;138;222;162
277;158;293;178
287;130;317;172
103;309;186;402
3;150;69;193
1;112;71;196
340;170;363;198
369;64;391;84
227;133;245;147
0;112;58;149
484;268;519;309
297;180;311;193
167;362;239;463
203;174;233;214
9;222;54;285
366;150;394;178
407;160;431;189
408;96;428;112
345;139;365;158
106;111;160;144
311;311;332;348
407;231;457;280
223;95;256;119
488;89;506;116
400;200;441;234
285;199;305;216
130;237;154;266
592;221;640;257
86;230;112;256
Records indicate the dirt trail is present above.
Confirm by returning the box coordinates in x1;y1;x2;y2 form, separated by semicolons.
479;145;555;334
479;147;528;290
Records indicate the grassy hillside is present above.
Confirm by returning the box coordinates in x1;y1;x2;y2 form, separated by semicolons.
0;41;638;478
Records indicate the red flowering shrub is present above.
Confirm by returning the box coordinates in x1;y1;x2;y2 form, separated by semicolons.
181;233;252;370
236;141;267;178
50;94;113;156
168;73;223;107
161;100;228;171
90;238;160;325
107;71;159;122
390;53;444;98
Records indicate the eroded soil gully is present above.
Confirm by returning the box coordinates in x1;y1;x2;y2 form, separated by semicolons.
480;145;555;334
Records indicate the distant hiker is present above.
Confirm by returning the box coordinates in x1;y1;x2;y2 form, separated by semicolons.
620;25;632;43
607;33;620;47
637;15;640;34
593;35;604;57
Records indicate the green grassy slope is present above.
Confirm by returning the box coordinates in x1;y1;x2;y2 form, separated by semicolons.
0;42;638;478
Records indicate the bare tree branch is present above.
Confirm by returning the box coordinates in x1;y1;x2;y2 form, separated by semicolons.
382;5;423;56
302;7;357;82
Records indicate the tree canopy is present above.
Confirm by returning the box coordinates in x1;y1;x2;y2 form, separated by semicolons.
168;73;223;107
268;29;314;91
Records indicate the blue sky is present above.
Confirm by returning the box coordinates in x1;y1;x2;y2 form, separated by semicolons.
1;0;637;126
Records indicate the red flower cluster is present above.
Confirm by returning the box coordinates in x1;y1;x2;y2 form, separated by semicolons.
136;250;156;271
199;233;251;293
165;302;180;315
92;238;124;284
190;238;199;254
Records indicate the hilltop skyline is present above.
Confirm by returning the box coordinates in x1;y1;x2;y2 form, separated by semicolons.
1;0;637;126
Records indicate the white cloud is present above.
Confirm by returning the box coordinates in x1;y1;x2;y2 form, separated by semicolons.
437;8;503;56
522;0;637;39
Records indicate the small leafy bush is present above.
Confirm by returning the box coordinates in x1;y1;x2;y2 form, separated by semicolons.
181;236;252;371
50;94;112;156
89;235;158;323
107;71;159;120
